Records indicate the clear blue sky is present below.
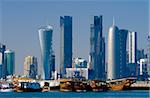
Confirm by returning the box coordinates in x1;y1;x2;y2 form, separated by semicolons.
0;0;149;75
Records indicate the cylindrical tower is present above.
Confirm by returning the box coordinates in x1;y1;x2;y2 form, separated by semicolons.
107;25;119;80
39;25;53;80
4;49;15;76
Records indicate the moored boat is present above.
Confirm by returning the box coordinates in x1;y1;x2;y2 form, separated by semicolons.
107;78;135;91
0;82;14;92
74;81;86;92
90;80;108;92
60;79;74;92
17;82;42;92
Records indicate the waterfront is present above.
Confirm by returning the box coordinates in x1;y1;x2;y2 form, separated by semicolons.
0;90;149;98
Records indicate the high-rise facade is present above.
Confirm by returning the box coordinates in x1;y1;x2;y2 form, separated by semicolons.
90;16;105;80
147;35;150;76
60;16;72;77
0;44;6;79
4;49;15;76
39;25;54;80
128;31;137;76
107;24;128;80
24;56;38;79
129;32;137;63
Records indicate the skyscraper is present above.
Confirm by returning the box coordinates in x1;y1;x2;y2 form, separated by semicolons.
129;32;137;64
107;23;128;80
39;25;54;80
147;35;150;76
128;31;137;76
90;16;105;80
0;44;6;79
24;56;38;79
60;16;72;77
4;49;15;76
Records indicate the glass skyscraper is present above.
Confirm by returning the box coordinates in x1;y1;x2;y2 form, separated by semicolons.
60;16;72;77
107;24;128;80
24;56;38;79
90;16;105;80
147;35;150;76
4;49;15;76
0;44;6;79
39;25;53;80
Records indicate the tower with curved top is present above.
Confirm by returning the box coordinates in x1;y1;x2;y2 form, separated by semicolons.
107;22;128;80
39;25;53;80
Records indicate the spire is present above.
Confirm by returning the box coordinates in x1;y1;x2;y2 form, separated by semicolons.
113;17;115;26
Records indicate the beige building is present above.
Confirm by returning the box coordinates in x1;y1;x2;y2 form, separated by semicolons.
24;56;38;78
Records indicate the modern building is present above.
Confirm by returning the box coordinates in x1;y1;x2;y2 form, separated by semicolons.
137;49;147;61
129;32;137;64
60;16;72;77
89;16;105;80
72;58;88;68
66;68;88;79
4;49;15;76
147;36;150;76
24;56;38;79
0;44;6;79
51;52;55;72
107;22;128;80
39;25;54;80
138;58;148;76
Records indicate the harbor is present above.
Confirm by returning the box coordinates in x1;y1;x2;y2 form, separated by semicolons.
0;77;150;92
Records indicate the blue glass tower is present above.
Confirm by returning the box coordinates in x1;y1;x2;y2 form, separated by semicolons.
90;16;106;80
39;25;53;80
4;49;15;76
0;44;6;79
147;36;150;76
60;16;72;77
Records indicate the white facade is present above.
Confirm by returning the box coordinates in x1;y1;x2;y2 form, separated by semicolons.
139;58;148;75
107;25;119;80
129;31;137;63
66;68;88;79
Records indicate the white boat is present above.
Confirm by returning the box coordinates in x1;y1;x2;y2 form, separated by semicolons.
0;82;14;92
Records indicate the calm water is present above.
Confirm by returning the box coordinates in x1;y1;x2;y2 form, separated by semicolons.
0;90;149;98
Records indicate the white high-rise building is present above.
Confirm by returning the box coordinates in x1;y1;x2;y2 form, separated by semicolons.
107;22;128;80
129;31;137;63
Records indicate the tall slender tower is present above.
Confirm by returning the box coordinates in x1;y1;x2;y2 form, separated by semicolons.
128;31;137;76
0;44;6;78
107;22;128;80
60;16;72;77
4;49;15;76
90;16;105;80
129;32;137;63
147;35;150;76
39;25;54;80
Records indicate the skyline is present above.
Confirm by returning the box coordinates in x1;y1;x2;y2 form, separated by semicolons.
0;0;149;75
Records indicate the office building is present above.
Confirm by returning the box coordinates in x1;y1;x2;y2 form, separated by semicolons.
66;68;88;79
60;16;72;77
0;44;6;79
138;58;148;76
4;49;15;76
24;56;38;79
39;25;54;80
147;36;150;76
129;32;137;63
72;58;88;68
89;16;105;80
107;22;128;80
